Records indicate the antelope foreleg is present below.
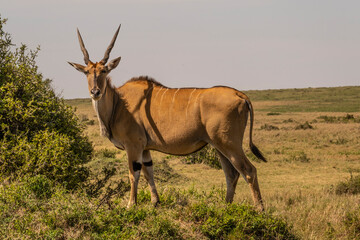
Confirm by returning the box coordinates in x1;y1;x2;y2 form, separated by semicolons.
142;165;160;206
142;150;160;206
127;156;142;208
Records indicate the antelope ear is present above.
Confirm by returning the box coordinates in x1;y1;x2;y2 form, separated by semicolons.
107;57;121;71
68;62;87;74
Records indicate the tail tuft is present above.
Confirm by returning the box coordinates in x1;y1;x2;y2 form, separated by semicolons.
250;144;267;162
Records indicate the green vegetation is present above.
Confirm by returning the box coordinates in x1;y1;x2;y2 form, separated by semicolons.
26;175;54;199
181;145;222;169
95;148;118;159
0;181;297;239
0;17;92;188
187;192;297;240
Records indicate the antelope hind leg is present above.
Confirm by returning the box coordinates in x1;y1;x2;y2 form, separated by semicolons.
232;151;264;211
216;149;240;203
214;145;264;211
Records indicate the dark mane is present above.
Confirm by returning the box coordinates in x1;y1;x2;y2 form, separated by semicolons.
126;76;167;88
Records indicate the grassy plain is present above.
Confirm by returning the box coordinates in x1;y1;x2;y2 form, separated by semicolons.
66;86;360;239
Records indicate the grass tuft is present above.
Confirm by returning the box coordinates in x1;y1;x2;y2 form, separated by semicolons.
295;121;314;130
343;207;360;239
95;148;118;159
260;123;280;130
334;175;360;195
79;114;96;125
284;151;310;163
318;114;360;123
267;112;281;116
329;137;349;145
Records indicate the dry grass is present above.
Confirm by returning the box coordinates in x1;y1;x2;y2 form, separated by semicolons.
66;87;360;239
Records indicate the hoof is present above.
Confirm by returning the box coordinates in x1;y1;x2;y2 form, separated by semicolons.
152;200;160;207
127;201;136;209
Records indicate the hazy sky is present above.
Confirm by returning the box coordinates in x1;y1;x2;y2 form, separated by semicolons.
2;0;360;99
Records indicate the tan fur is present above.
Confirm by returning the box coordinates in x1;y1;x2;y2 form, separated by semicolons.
68;27;266;210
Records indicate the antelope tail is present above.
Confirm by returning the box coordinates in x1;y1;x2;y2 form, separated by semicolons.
245;100;267;162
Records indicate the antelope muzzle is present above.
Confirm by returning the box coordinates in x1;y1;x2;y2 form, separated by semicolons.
90;88;101;100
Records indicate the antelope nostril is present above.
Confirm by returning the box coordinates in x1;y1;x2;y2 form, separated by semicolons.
91;89;101;97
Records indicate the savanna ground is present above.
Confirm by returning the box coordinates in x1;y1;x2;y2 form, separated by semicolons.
66;85;360;239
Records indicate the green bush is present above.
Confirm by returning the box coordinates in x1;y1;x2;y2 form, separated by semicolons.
0;16;92;189
1;130;90;188
181;145;221;169
153;159;181;183
183;189;298;240
27;175;53;199
189;203;297;239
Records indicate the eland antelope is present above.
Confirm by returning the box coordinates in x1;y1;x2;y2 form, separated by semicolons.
68;25;267;211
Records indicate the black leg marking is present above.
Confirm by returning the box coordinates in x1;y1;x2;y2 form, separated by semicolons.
143;160;153;167
133;161;142;172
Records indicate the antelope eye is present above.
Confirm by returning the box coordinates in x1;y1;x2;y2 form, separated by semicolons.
101;69;107;73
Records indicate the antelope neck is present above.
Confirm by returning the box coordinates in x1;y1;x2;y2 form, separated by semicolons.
92;82;117;140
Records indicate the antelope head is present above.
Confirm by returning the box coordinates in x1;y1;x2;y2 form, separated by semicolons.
68;25;121;101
